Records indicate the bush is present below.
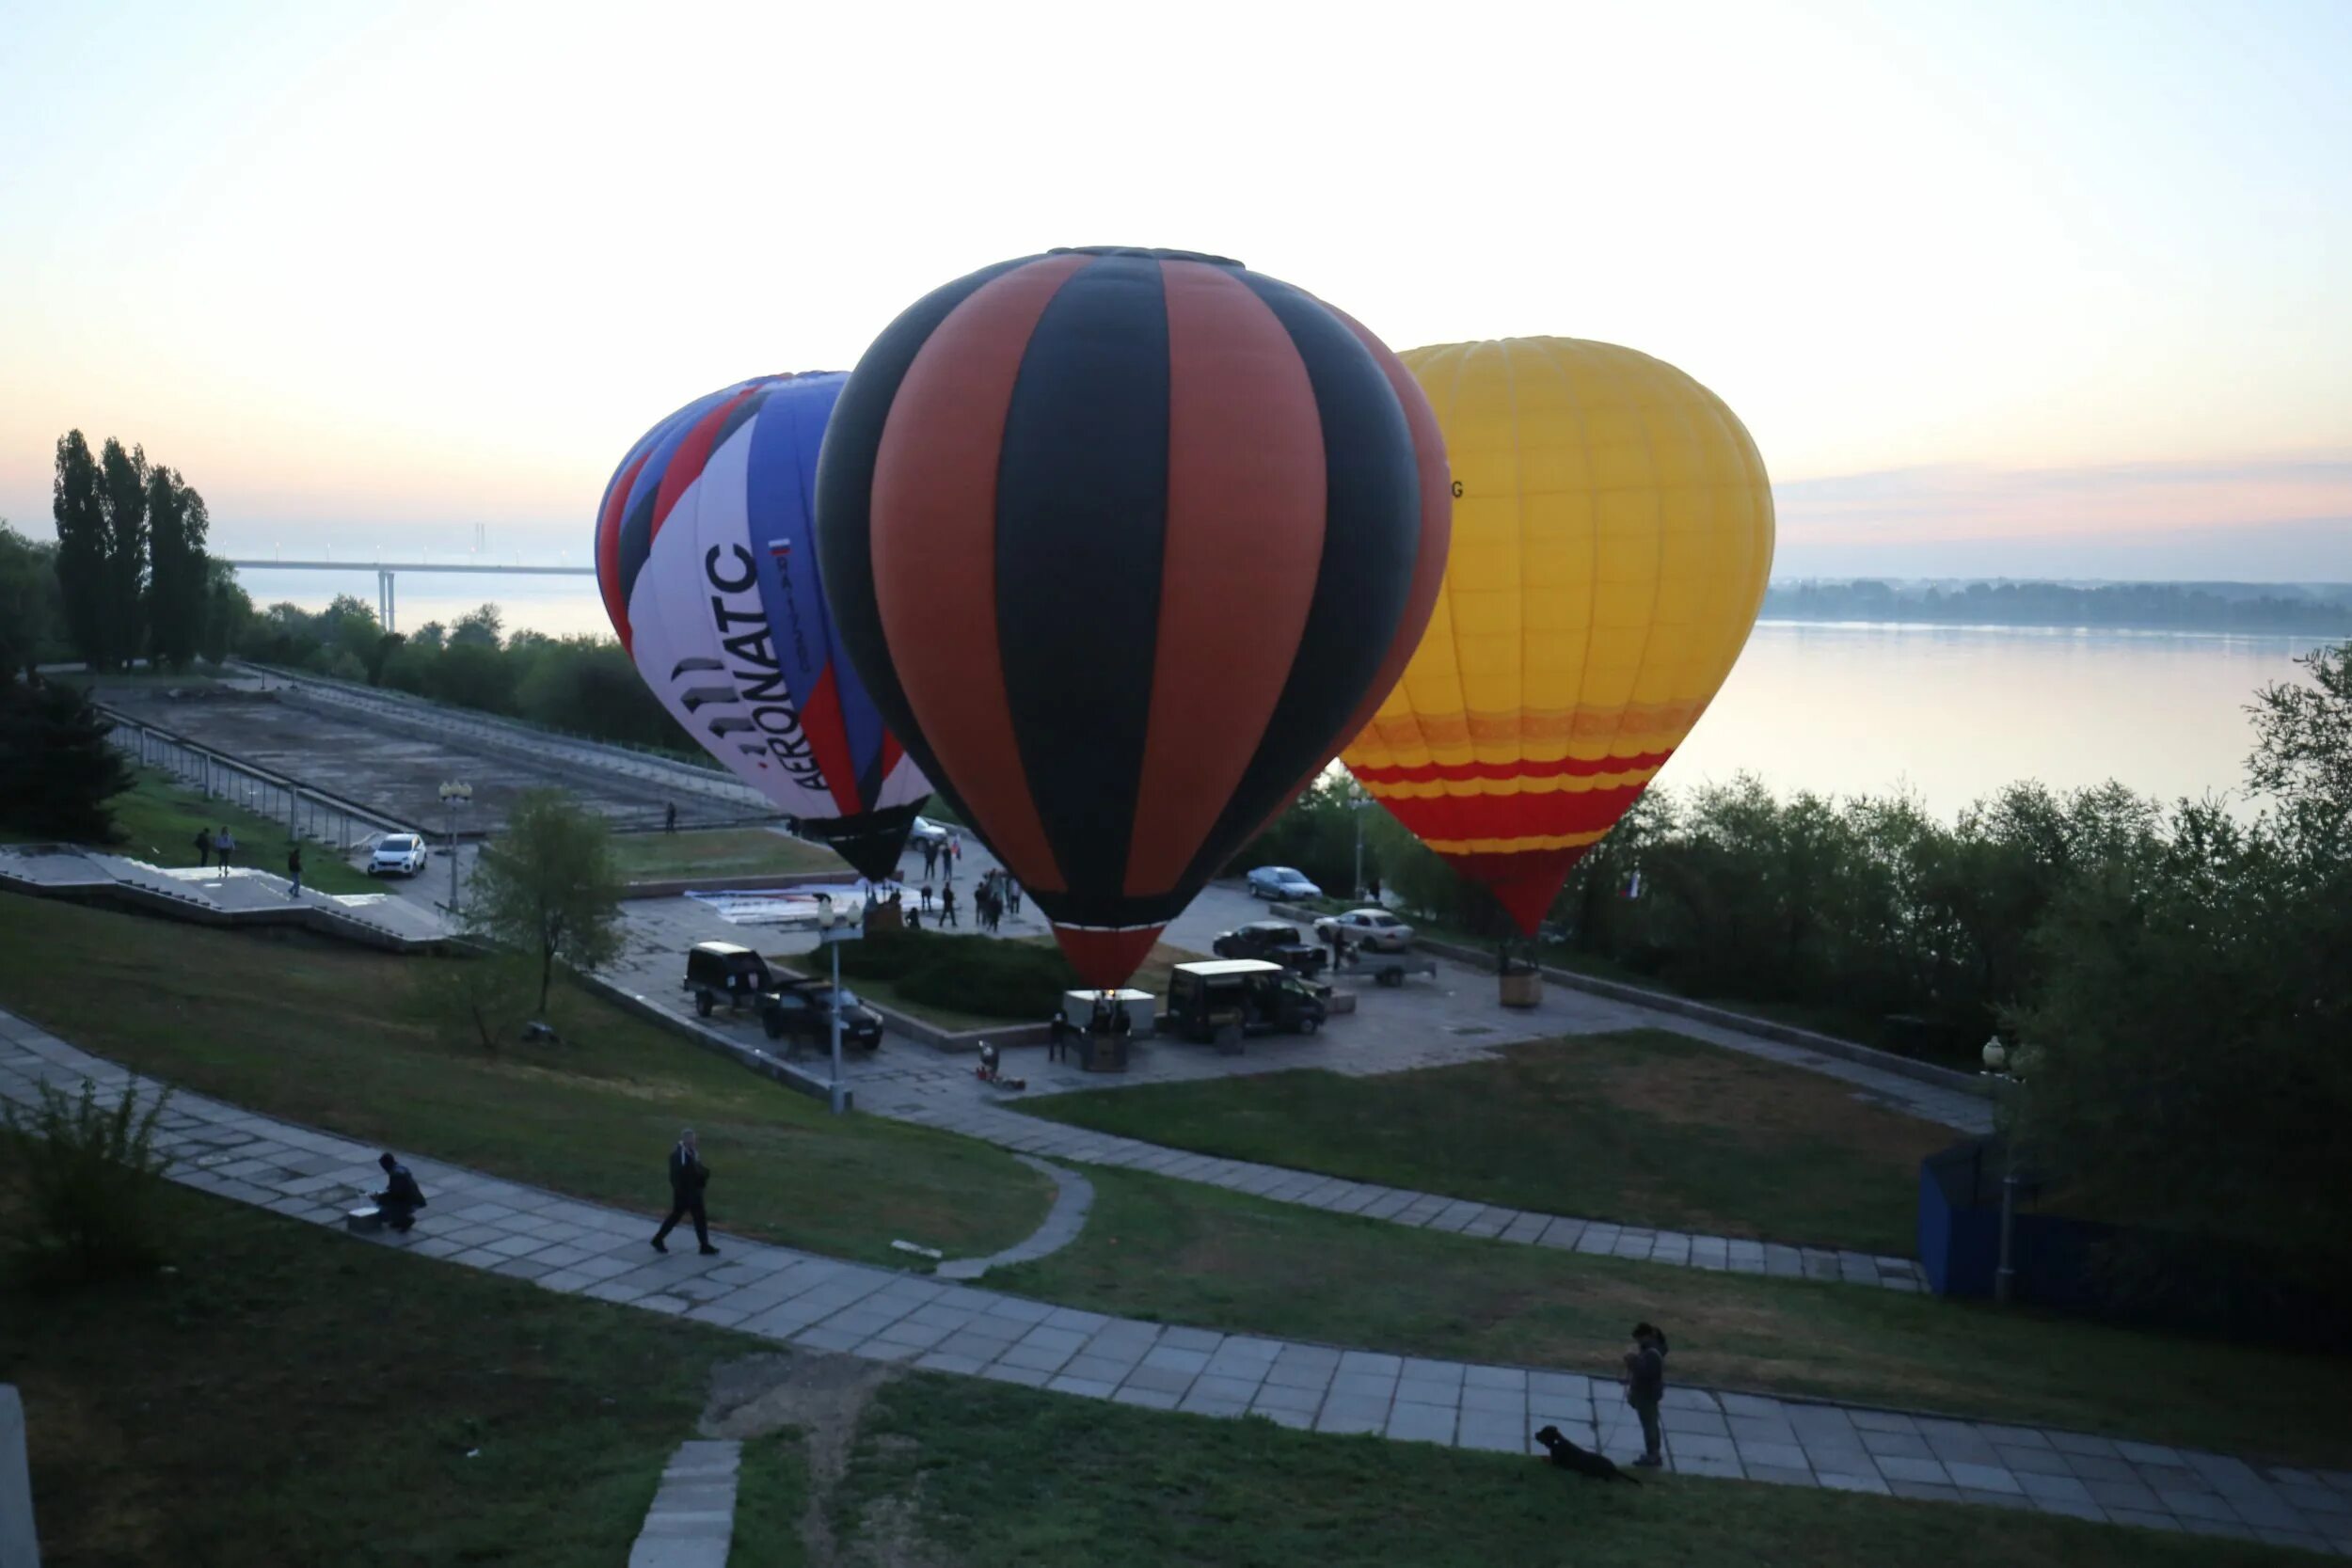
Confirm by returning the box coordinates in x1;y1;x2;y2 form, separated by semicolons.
1;1076;176;1283
834;927;1081;1021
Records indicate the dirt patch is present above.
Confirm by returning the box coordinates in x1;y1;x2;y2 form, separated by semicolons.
701;1352;905;1566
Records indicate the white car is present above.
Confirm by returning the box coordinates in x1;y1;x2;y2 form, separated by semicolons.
369;833;428;877
908;816;951;846
1247;865;1323;901
1313;907;1416;953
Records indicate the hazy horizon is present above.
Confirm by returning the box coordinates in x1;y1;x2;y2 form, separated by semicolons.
5;1;2348;580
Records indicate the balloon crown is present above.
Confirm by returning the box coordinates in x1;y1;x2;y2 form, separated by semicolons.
1048;245;1245;269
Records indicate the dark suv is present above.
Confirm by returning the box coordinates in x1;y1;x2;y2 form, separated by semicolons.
764;978;884;1050
1211;920;1327;977
685;942;780;1017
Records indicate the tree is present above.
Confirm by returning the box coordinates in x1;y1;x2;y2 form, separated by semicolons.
51;431;110;668
451;603;504;649
97;438;150;667
463;789;623;1013
0;521;62;681
0;681;135;841
199;557;252;665
2248;641;2352;817
145;467;211;670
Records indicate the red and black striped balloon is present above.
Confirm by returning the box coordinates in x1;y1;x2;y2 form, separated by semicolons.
815;246;1450;987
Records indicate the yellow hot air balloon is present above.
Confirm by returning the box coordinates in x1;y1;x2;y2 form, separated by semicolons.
1342;337;1775;933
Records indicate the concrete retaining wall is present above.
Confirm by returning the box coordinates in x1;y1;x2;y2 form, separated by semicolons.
1410;933;1990;1101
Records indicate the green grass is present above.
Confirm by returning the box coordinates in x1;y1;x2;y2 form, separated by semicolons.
0;766;382;895
835;1372;2306;1568
610;826;846;883
992;1166;2352;1467
1024;1030;1951;1256
0;892;1051;1266
0;1142;739;1566
726;1429;811;1566
10;1164;2298;1568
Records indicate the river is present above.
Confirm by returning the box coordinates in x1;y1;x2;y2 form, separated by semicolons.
1666;621;2334;815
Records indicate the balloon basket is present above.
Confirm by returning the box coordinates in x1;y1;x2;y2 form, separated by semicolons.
1499;971;1543;1009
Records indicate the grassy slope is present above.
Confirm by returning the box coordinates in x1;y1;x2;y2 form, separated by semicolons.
610;826;845;882
838;1373;2306;1568
993;1167;2352;1467
0;892;1050;1265
1023;1030;1951;1256
0;1149;737;1567
2;766;382;895
6;1164;2300;1568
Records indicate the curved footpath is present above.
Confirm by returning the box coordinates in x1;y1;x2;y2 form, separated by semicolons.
2;1011;2345;1555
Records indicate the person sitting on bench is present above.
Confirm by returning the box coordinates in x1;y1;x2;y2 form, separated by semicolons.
372;1151;426;1233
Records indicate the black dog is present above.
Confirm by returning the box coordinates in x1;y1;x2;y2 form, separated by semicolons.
1534;1425;1641;1485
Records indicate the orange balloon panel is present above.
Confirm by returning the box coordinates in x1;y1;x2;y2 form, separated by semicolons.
1341;338;1775;932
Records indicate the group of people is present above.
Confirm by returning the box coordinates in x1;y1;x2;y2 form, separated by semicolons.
972;867;1019;932
191;825;308;897
364;1131;720;1259
914;830;962;882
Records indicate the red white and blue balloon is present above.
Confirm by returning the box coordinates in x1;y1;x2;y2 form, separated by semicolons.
595;372;930;878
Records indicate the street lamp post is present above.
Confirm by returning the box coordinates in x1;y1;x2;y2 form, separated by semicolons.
438;782;472;911
1982;1036;2020;1305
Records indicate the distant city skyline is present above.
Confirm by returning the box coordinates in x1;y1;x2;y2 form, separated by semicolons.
4;0;2346;580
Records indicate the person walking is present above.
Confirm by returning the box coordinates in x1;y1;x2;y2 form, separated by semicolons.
919;879;933;913
215;826;237;874
920;838;939;879
194;827;214;868
1006;879;1021;917
664;801;678;834
1367;876;1382;905
372;1151;427;1233
939;881;959;927
652;1129;718;1255
286;844;303;897
1621;1322;1669;1467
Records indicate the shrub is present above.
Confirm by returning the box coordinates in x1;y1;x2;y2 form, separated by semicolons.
828;927;1081;1021
1;1076;176;1283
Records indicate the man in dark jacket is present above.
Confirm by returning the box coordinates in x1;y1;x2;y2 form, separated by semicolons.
1621;1322;1669;1467
373;1151;426;1233
652;1128;718;1255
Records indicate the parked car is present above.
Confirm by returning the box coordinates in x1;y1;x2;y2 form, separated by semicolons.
764;977;884;1050
1313;907;1416;953
908;816;950;846
1166;958;1328;1044
684;941;781;1018
1245;865;1322;901
368;833;429;877
1212;920;1327;976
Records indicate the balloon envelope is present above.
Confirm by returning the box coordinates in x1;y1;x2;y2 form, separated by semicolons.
816;247;1450;986
595;372;930;878
1342;337;1775;933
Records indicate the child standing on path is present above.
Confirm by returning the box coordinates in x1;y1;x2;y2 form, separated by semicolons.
1621;1323;1669;1468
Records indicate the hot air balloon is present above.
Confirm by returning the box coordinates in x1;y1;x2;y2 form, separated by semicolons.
595;372;930;879
815;247;1450;988
1342;337;1774;935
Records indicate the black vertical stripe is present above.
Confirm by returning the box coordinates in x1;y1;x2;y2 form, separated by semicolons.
813;254;1035;835
1175;273;1422;893
993;252;1171;924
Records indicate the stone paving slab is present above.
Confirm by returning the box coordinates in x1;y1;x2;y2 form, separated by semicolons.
628;1438;741;1568
4;1007;2344;1557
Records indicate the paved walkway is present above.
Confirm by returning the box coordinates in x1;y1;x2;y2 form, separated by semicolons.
3;1011;2344;1554
628;1439;740;1568
0;845;450;946
935;1154;1095;1281
872;1088;1929;1291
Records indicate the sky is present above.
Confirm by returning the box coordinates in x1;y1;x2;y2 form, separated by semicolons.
3;0;2348;585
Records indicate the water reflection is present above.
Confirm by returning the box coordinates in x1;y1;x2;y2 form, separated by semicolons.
1665;622;2335;816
